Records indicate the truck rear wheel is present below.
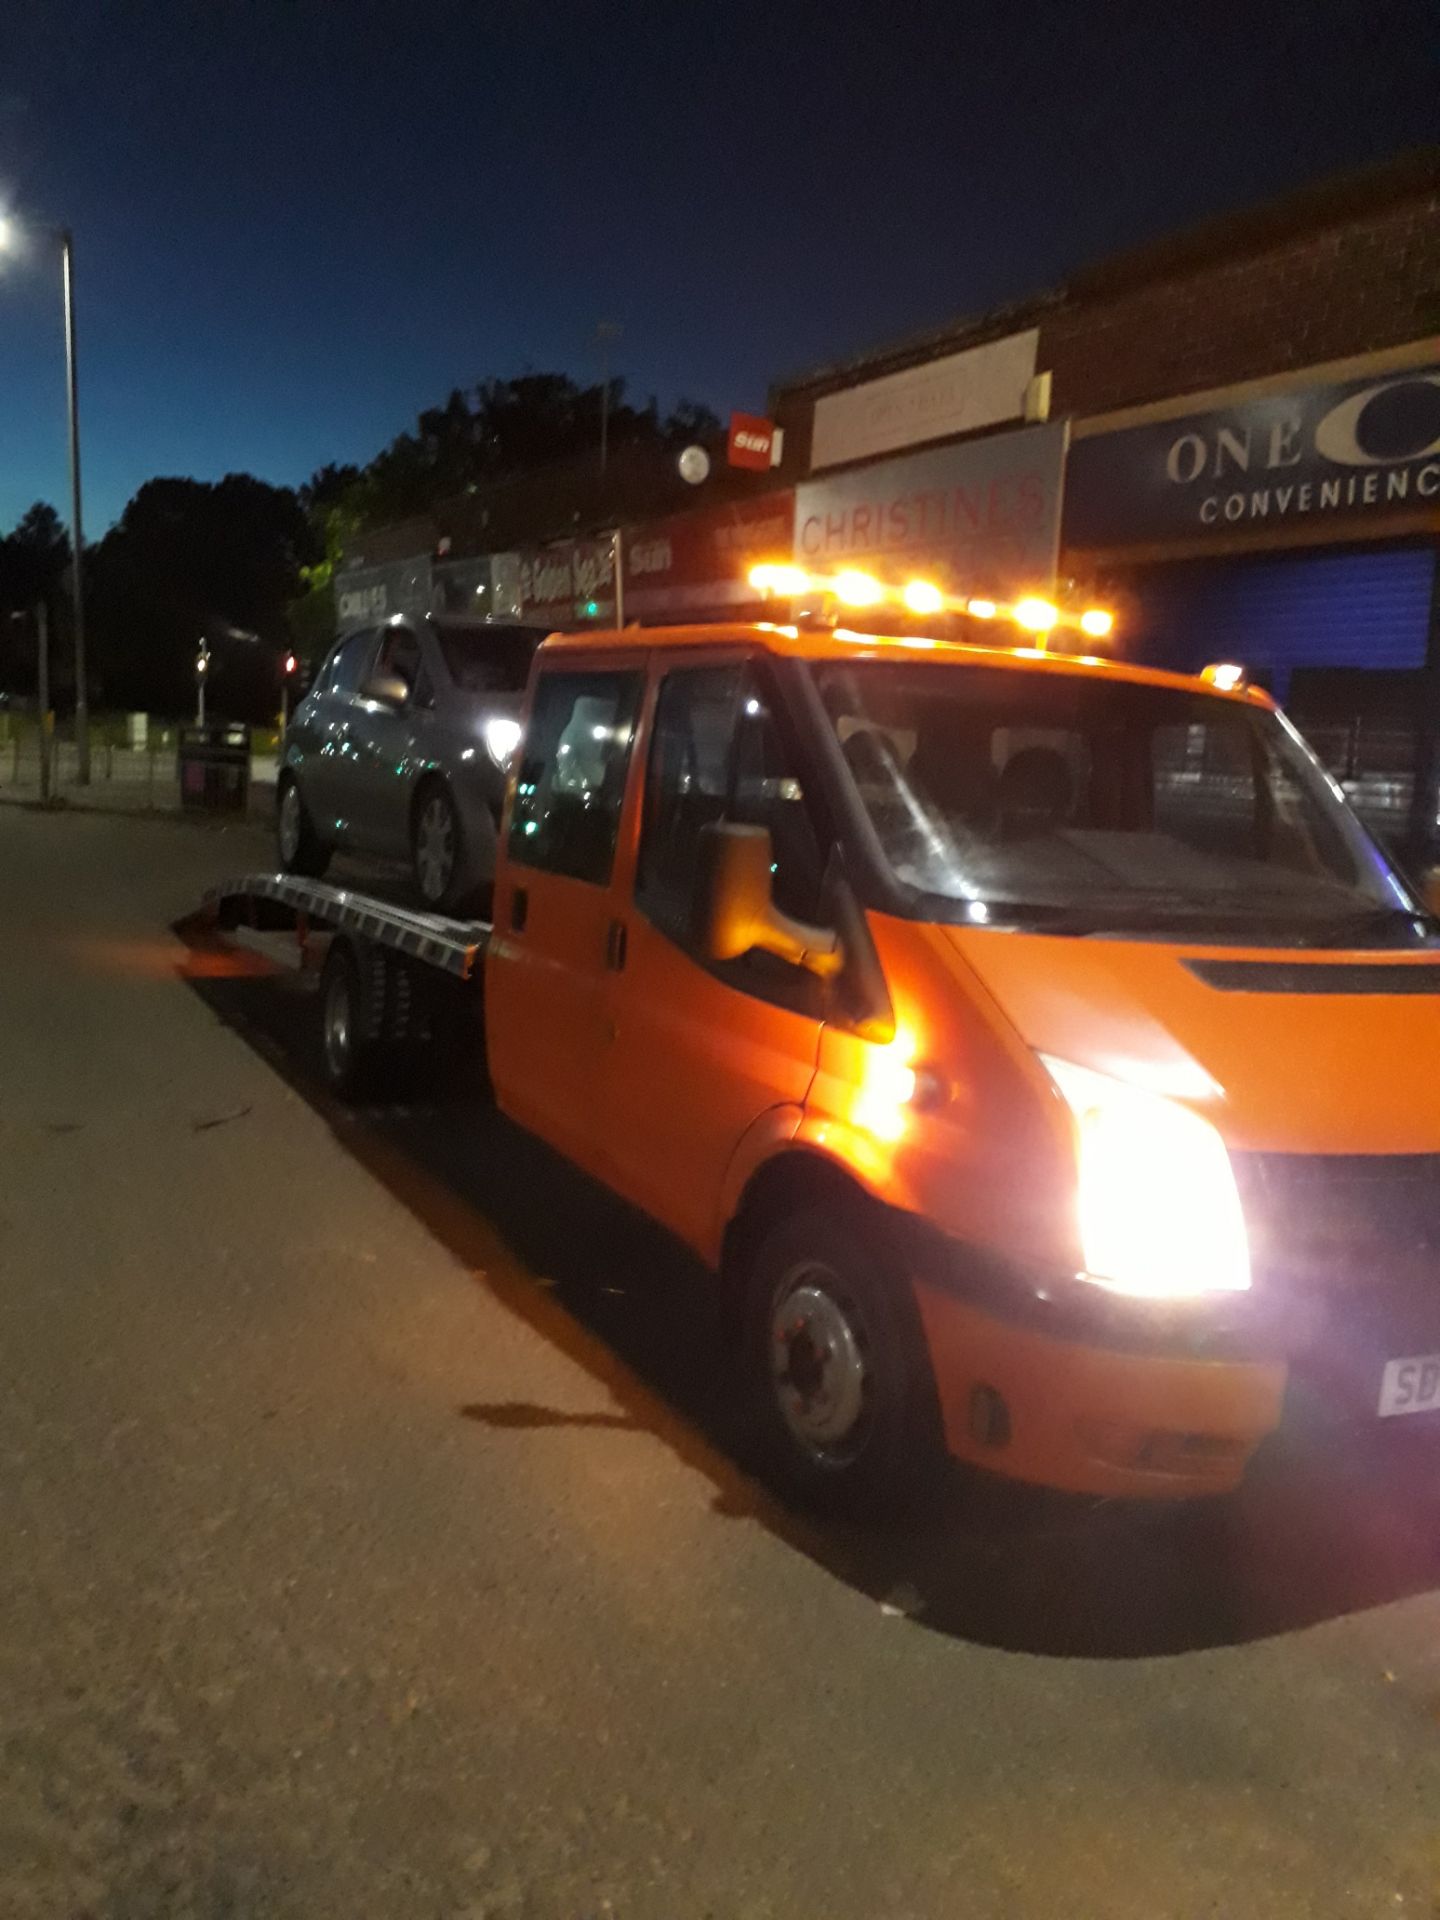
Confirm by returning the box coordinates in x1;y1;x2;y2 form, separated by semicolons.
742;1202;944;1516
319;939;389;1102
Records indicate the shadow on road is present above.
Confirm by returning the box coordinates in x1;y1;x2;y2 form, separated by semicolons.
175;915;1440;1661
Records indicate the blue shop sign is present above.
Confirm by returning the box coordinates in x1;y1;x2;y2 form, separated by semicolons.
1064;366;1440;547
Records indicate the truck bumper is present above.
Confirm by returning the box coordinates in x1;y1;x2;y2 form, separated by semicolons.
911;1267;1286;1501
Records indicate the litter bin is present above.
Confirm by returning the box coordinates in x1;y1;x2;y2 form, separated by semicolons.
178;721;251;813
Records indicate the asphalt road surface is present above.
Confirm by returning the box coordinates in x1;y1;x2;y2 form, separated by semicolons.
5;802;1440;1920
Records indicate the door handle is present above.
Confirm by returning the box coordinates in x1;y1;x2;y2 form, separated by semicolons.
605;918;628;971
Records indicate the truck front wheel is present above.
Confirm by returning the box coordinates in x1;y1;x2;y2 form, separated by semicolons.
743;1203;944;1515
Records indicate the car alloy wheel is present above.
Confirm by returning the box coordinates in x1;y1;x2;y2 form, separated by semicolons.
415;792;456;904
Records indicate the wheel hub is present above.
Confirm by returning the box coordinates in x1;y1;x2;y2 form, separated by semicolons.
770;1274;870;1459
323;972;351;1079
417;798;454;900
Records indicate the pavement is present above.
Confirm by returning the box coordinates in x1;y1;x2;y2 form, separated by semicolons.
4;804;1440;1918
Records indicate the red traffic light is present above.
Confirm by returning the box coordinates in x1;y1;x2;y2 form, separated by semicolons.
283;652;298;676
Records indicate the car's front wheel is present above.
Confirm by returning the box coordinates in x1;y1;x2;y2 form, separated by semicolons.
411;781;485;915
277;774;331;878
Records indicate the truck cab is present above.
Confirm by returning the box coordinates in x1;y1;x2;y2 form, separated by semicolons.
480;620;1440;1507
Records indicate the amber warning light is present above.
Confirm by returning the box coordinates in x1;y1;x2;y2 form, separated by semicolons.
746;565;1116;645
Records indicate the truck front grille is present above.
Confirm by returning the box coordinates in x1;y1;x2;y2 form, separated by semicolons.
1232;1152;1440;1286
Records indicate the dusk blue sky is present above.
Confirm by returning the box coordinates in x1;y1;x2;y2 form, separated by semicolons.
0;0;1433;535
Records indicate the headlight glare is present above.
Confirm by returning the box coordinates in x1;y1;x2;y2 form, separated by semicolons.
1041;1056;1250;1299
483;715;522;769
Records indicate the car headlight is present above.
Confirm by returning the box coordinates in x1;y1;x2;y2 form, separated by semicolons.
1041;1056;1250;1299
483;716;522;769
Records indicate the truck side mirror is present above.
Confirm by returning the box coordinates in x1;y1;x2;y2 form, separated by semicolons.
692;822;843;978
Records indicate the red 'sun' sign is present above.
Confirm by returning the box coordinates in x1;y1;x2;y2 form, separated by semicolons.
728;411;776;471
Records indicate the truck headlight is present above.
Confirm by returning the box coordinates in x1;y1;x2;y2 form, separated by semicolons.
1041;1056;1250;1299
483;716;522;769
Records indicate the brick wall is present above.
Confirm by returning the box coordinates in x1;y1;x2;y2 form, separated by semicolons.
770;156;1440;472
1042;187;1440;419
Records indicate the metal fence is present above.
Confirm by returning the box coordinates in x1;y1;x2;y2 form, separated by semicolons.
0;724;277;815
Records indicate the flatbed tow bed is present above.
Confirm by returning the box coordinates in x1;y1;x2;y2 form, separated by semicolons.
202;873;493;1095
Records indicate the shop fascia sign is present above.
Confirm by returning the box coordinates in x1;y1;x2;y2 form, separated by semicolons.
623;492;797;616
334;557;433;631
794;420;1067;597
810;328;1040;471
494;538;616;622
1065;364;1440;547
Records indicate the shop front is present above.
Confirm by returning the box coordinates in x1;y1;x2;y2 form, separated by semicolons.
1063;352;1440;855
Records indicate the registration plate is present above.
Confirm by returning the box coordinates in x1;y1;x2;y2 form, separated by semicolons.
1379;1354;1440;1417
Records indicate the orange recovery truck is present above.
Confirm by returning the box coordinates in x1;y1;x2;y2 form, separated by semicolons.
209;607;1440;1509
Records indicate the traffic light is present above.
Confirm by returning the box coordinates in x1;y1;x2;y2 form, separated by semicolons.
283;651;298;677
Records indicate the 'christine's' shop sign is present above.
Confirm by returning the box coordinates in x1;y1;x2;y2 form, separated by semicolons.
1064;365;1440;549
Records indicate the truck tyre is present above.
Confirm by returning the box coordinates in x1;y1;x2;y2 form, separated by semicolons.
412;780;485;916
319;939;388;1102
743;1202;944;1516
277;774;331;879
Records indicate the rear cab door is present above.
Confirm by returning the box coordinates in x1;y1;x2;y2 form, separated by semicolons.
595;647;830;1255
485;644;647;1175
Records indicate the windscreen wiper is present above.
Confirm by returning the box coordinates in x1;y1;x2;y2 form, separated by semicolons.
1296;905;1432;949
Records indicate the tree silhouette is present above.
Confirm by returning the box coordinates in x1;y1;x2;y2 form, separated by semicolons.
90;476;317;715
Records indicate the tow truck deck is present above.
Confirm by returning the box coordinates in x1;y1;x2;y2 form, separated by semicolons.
204;873;492;979
202;874;493;1095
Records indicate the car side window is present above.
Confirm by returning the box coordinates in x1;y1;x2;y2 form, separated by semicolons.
635;661;827;1010
508;669;644;884
375;625;422;694
327;631;375;697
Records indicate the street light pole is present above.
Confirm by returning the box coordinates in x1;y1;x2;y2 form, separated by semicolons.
0;213;91;782
60;229;89;784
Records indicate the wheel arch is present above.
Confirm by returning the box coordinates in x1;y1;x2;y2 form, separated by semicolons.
720;1146;887;1301
408;765;450;832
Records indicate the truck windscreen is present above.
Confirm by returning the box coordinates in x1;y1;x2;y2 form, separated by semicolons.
813;659;1427;944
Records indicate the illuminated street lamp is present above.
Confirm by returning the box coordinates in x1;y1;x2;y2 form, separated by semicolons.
0;211;90;782
195;639;210;724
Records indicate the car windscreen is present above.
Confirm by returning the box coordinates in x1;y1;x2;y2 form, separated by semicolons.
812;657;1427;944
433;623;541;695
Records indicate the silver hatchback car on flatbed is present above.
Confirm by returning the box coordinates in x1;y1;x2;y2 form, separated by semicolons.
277;615;543;913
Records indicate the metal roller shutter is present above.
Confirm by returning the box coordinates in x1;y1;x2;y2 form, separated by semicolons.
1122;546;1435;698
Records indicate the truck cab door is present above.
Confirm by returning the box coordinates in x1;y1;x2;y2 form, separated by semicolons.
595;656;828;1256
485;656;646;1175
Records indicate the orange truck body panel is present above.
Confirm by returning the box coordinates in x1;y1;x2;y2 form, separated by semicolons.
484;621;1439;1500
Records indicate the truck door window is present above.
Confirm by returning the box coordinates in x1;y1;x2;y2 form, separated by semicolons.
508;669;643;884
636;663;826;1006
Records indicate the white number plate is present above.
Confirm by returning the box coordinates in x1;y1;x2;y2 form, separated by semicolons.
1379;1354;1440;1417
